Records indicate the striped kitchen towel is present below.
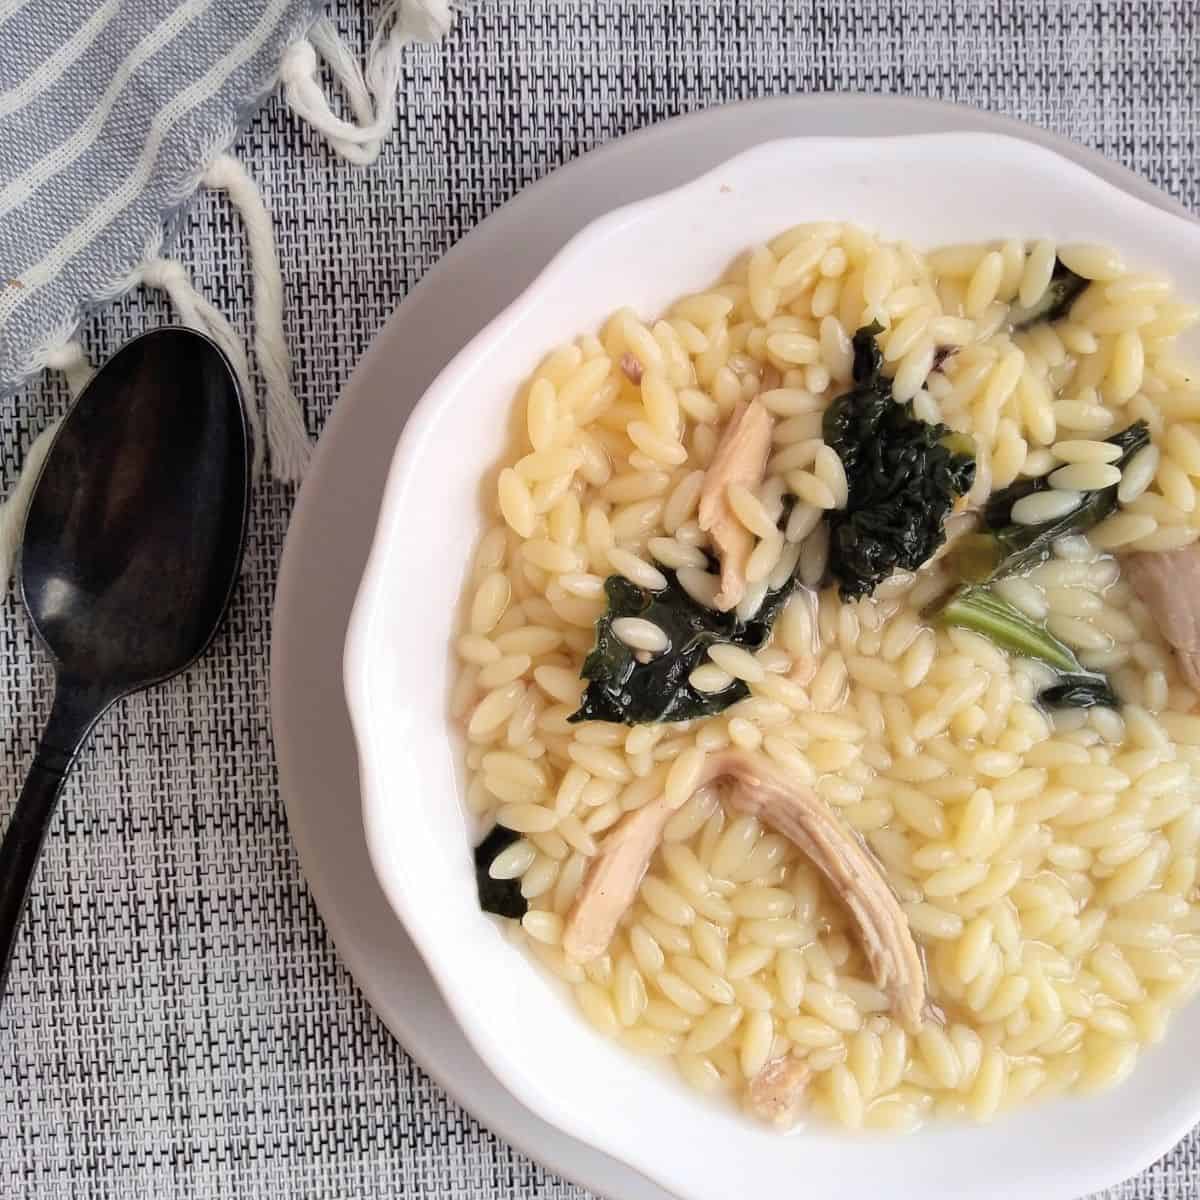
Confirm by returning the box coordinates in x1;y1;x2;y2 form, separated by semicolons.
0;0;452;580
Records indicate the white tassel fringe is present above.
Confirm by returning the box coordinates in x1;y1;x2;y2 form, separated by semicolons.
0;416;59;592
136;255;268;477
282;0;452;165
203;153;312;482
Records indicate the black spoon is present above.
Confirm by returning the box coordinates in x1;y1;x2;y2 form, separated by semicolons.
0;327;250;1005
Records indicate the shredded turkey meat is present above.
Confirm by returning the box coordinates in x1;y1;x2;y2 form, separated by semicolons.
1125;542;1200;691
560;792;679;963
747;1055;811;1127
715;751;927;1031
697;398;774;612
562;748;927;1031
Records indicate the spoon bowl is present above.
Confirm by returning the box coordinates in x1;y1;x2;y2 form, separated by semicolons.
22;329;248;690
0;327;249;1003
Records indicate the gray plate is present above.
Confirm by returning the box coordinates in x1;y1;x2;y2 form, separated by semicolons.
271;95;1188;1200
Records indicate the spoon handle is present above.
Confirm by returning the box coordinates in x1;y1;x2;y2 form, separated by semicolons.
0;760;71;1001
0;680;105;1007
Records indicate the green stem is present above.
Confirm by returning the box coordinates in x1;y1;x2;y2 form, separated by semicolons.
940;587;1081;673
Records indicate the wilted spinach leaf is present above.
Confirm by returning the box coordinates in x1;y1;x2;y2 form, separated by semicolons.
938;589;1120;711
938;587;1120;711
1038;674;1120;711
823;324;977;600
954;421;1151;582
1009;259;1089;330
474;825;528;919
569;567;799;726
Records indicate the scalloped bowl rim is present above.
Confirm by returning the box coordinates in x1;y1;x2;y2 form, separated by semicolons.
345;132;1200;1200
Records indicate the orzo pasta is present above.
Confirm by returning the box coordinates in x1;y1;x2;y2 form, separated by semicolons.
455;222;1200;1131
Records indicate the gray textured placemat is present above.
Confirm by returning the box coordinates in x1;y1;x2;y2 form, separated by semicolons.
3;2;1200;1197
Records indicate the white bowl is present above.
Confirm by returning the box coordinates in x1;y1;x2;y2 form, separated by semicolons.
345;133;1200;1200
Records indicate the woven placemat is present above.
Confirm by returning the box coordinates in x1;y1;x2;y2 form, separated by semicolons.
2;3;1199;1197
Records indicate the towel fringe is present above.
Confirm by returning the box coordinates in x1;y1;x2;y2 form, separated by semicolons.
136;254;268;479
0;416;60;592
203;153;312;483
44;341;94;398
0;335;92;590
282;0;452;165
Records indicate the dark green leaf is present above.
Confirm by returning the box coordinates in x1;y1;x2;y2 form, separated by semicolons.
955;421;1151;582
474;825;528;919
1010;259;1089;330
1039;674;1120;711
570;565;801;726
851;319;886;381
823;325;977;600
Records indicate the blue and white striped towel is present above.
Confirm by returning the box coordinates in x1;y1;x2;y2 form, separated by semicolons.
0;0;326;394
